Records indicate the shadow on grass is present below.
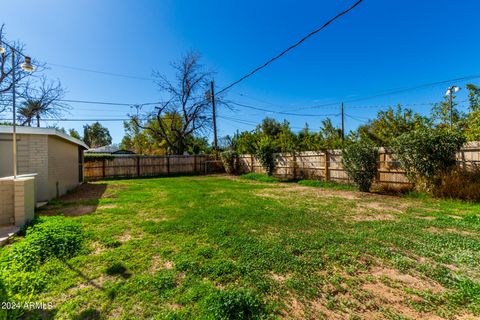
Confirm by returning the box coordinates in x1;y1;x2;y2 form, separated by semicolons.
37;183;108;217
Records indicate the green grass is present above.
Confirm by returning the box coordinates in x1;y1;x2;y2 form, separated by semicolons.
297;179;356;191
240;173;280;183
3;175;480;319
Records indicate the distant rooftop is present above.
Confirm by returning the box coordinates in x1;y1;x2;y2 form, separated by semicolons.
85;145;136;154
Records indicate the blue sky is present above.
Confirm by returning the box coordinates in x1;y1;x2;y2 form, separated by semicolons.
2;0;480;143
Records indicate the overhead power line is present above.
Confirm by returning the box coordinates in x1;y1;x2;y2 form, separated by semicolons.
47;63;155;81
298;75;480;110
229;101;340;117
217;0;364;94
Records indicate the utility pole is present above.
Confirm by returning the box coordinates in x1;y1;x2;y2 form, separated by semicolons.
210;80;218;159
341;102;345;142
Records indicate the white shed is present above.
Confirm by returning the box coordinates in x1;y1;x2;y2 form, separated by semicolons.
0;126;88;202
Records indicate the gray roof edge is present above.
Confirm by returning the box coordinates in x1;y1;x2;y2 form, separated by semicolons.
0;126;89;149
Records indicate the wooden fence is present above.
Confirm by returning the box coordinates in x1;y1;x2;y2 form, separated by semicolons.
83;155;223;180
238;141;480;188
83;142;480;185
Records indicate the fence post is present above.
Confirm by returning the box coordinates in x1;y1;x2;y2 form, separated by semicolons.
137;156;140;177
292;153;297;180
194;155;197;173
250;154;254;173
102;158;106;179
324;151;330;182
166;156;170;176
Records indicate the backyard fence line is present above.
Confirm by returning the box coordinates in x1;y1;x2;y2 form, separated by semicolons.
83;142;480;185
238;141;480;188
83;155;224;180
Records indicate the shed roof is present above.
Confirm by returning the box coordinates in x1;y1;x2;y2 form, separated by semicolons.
0;126;88;149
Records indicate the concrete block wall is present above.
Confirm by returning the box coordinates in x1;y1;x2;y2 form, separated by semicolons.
0;180;14;225
13;177;35;227
17;135;49;201
48;136;80;200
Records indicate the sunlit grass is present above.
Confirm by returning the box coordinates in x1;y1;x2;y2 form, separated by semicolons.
6;175;480;319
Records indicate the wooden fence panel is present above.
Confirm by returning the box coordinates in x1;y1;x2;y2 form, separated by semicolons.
84;142;480;184
84;155;220;180
238;142;480;187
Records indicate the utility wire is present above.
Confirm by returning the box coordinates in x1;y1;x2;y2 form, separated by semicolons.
217;0;364;95
229;101;340;117
47;63;155;81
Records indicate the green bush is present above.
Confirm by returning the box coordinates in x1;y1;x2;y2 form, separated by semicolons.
202;288;267;320
220;150;239;175
392;128;465;192
0;217;84;272
342;141;378;192
84;153;115;162
255;137;277;176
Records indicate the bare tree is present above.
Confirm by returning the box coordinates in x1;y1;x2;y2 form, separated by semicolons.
132;52;213;154
0;24;43;115
18;77;68;127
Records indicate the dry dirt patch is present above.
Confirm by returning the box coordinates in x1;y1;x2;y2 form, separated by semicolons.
351;213;397;222
426;227;477;237
42;205;97;217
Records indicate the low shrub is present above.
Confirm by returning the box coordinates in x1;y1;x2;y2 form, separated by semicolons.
202;288;267;320
0;217;84;297
220;150;239;175
84;153;115;162
342;141;378;192
0;216;84;271
434;167;480;201
255;137;277;176
392;128;465;192
240;173;279;183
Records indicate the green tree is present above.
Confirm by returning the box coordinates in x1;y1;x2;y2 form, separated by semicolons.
297;124;320;151
319;118;343;149
255;136;277;176
358;106;430;146
83;122;112;148
466;84;480;112
392;128;465;192
68;129;81;140
430;94;464;129
235;131;258;155
277;122;297;153
464;84;480;141
342;140;378;192
132;52;213;155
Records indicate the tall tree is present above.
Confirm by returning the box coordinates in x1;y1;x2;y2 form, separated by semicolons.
83;122;112;148
18;77;67;127
0;24;42;114
132;52;212;155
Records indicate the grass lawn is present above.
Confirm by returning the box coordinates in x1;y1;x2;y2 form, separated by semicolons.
10;175;480;319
